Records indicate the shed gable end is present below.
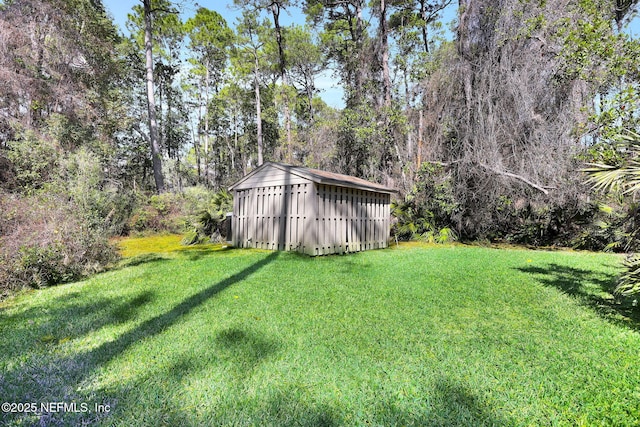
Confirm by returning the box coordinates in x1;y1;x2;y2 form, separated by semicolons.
230;163;311;191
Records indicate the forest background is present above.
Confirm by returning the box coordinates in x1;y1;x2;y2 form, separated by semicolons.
1;0;640;297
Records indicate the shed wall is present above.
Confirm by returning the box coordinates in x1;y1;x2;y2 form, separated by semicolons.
232;182;313;253
311;184;390;255
232;181;391;256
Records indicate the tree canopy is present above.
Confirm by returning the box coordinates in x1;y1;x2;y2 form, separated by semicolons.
2;0;640;294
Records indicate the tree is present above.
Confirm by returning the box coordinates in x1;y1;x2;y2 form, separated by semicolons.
0;0;121;151
375;0;392;107
142;0;165;193
185;7;234;184
306;0;369;107
286;24;324;124
586;130;640;297
414;0;639;242
235;0;297;162
233;11;273;166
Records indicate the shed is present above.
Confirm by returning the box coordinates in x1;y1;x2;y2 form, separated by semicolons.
229;162;396;256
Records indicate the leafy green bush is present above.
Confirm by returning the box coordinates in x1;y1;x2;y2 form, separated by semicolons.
391;163;458;243
181;189;233;245
6;130;59;191
585;130;640;298
127;192;184;234
618;254;640;298
59;148;136;236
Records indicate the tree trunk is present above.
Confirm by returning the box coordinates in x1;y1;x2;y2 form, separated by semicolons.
380;0;391;107
143;0;165;193
417;109;423;169
204;65;210;185
355;2;365;102
419;0;430;53
254;53;264;166
269;2;292;162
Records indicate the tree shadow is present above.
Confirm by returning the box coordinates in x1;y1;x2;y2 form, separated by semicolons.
426;378;511;426
197;377;508;427
516;262;640;331
174;246;232;262
67;252;280;391
115;253;169;269
0;290;154;363
0;251;280;426
214;326;281;379
230;386;341;427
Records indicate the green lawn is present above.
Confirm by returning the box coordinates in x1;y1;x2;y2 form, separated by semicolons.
1;239;639;426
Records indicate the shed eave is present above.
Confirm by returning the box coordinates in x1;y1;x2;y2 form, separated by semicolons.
228;161;397;194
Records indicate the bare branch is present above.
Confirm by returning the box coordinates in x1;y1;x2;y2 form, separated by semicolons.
480;164;552;195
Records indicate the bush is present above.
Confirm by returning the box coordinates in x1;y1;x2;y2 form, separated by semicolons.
391;163;459;243
181;188;233;244
127;192;184;234
59;147;137;236
0;192;118;298
6;130;59;191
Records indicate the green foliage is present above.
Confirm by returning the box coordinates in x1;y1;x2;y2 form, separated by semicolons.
618;254;640;297
181;188;233;244
587;85;640;143
391;162;458;242
585;130;640;195
569;202;640;252
6;131;59;192
0;192;118;296
128;192;183;234
336;103;407;180
556;0;640;87
585;130;640;297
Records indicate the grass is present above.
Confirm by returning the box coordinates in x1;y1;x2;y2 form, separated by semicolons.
1;237;640;426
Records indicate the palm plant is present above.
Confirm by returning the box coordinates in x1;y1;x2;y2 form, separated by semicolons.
585;130;640;296
182;190;233;245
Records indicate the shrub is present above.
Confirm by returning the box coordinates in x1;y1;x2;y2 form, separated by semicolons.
5;130;59;191
58;147;137;236
127;192;184;234
181;188;233;244
391;163;458;243
0;192;118;298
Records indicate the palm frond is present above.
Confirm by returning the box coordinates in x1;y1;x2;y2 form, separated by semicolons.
584;130;640;195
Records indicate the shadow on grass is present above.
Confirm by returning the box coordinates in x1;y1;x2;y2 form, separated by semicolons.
175;246;232;261
82;251;279;368
215;326;281;378
116;244;232;266
517;263;640;331
116;253;169;268
0;291;155;362
0;251;280;426
427;378;510;426
179;377;507;426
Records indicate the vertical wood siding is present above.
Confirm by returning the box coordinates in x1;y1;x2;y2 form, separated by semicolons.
232;183;311;253
232;182;391;256
311;184;390;255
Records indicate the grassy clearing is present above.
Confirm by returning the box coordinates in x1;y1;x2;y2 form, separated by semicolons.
112;233;228;258
1;239;639;426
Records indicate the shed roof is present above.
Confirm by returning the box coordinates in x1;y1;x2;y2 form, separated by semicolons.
229;162;397;194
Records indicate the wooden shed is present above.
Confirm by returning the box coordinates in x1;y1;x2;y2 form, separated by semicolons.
229;162;396;256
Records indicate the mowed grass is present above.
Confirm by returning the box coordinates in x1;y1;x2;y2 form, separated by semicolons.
1;238;640;426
